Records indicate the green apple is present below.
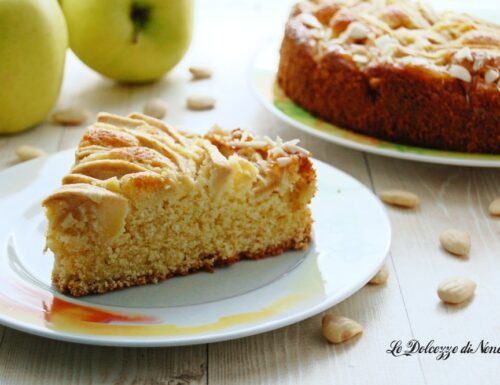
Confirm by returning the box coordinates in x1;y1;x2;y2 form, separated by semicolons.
61;0;193;83
0;0;67;134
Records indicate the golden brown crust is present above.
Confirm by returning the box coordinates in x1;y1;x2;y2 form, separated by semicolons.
278;0;500;153
49;112;314;200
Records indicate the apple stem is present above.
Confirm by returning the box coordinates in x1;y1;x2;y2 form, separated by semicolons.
130;3;151;44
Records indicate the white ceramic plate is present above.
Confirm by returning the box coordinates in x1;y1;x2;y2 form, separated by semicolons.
0;150;390;346
250;40;500;168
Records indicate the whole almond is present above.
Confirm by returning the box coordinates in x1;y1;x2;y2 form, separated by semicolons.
322;314;363;344
488;197;500;216
52;107;90;126
379;189;420;209
143;98;167;119
440;229;471;257
437;277;476;304
369;264;389;285
189;66;213;80
187;95;215;111
15;145;46;161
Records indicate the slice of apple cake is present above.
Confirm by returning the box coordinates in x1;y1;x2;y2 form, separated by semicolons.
43;113;316;296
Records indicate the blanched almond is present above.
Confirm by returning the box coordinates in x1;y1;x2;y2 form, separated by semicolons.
379;189;420;208
16;145;46;161
437;277;476;304
369;264;389;284
189;66;213;80
52;107;90;126
187;95;216;111
439;229;471;257
322;314;363;343
143;98;167;119
488;197;500;216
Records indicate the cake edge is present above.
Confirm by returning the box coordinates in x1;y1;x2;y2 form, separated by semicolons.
277;1;500;154
53;222;312;297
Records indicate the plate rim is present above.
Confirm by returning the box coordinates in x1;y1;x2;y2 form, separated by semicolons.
249;40;500;168
0;150;391;347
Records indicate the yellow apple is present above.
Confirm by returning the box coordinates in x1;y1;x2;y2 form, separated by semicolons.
0;0;67;134
61;0;193;83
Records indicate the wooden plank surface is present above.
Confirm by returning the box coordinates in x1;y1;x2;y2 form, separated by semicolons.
0;329;207;385
0;0;499;384
367;157;500;385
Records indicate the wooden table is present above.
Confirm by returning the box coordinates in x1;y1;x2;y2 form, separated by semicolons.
1;1;499;384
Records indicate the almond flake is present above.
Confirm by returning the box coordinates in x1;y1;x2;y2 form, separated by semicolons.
284;139;300;146
264;136;276;146
345;22;370;40
449;64;471;82
226;140;268;149
353;54;369;64
484;69;499;84
299;13;322;29
268;147;286;157
276;157;293;167
472;58;485;72
454;47;473;62
283;143;310;155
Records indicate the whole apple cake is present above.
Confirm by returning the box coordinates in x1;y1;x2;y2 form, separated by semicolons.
43;113;316;296
278;0;500;153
